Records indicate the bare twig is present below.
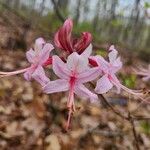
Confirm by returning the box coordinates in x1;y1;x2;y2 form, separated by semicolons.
51;0;65;23
98;94;129;120
128;112;140;150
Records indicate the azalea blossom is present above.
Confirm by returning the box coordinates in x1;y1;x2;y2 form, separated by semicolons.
134;65;150;81
0;38;54;86
90;46;144;99
43;44;99;130
54;18;92;54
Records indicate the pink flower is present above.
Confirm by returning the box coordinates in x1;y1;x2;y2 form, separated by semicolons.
134;65;150;81
0;38;54;86
43;44;99;130
91;46;144;98
90;46;122;93
54;18;92;54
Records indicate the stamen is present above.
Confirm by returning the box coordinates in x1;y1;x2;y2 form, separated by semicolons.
0;67;30;77
110;75;149;103
65;108;73;130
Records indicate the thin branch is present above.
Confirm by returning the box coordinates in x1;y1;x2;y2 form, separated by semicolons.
128;112;140;150
51;0;65;23
98;94;129;120
99;94;150;120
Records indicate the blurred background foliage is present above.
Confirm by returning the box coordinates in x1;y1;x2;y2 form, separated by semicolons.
0;0;149;62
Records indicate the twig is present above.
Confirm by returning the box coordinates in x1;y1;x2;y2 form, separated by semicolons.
128;112;140;150
51;0;65;23
98;94;129;120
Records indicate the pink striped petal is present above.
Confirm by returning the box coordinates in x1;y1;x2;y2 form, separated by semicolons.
110;74;121;93
108;49;118;63
35;37;45;51
54;19;73;52
43;79;69;94
26;48;35;63
67;52;89;73
80;44;92;58
95;75;113;94
74;84;98;102
109;45;116;51
32;66;50;86
77;67;99;83
52;56;70;79
23;67;35;81
39;43;54;65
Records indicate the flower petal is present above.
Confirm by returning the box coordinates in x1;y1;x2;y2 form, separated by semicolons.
74;84;98;102
81;44;92;58
23;67;35;81
53;56;70;79
26;48;35;63
54;18;73;52
109;74;121;93
39;43;54;65
108;45;115;51
110;57;122;73
77;67;100;83
108;49;118;63
95;75;113;94
43;79;69;94
90;55;109;72
74;32;92;54
32;66;50;86
35;37;45;51
67;52;89;73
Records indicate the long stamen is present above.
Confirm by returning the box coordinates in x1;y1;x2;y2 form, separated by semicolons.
118;82;150;103
66;108;73;130
0;67;30;77
65;75;76;130
110;76;149;103
65;86;74;130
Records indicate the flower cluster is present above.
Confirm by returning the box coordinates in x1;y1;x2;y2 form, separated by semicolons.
0;19;146;130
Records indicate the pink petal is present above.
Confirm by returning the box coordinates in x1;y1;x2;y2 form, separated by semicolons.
43;79;69;94
26;48;35;63
74;32;92;54
90;55;109;72
52;56;70;79
108;45;115;51
67;52;89;73
23;67;35;81
32;66;50;86
80;44;92;58
95;75;113;94
77;67;100;83
39;43;54;65
109;57;122;73
112;57;122;69
109;74;121;93
54;18;73;52
74;84;98;102
54;32;63;50
108;49;118;63
35;37;45;51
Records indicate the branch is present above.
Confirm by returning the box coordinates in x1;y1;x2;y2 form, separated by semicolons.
51;0;65;23
128;112;140;150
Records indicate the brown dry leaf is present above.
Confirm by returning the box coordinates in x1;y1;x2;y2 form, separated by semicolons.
45;134;61;150
70;129;86;139
81;115;99;129
21;117;45;137
87;105;101;116
6;121;24;136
